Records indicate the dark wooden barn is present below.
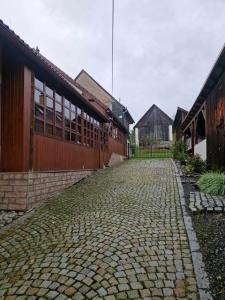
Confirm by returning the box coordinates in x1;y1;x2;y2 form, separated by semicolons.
181;45;225;169
0;19;133;211
134;104;173;145
173;107;188;140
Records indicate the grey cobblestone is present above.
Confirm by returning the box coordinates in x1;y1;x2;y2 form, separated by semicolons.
189;191;225;212
0;160;199;299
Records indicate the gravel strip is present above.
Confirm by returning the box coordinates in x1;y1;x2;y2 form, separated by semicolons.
192;213;225;299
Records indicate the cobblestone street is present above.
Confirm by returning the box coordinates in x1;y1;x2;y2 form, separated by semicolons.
0;160;199;299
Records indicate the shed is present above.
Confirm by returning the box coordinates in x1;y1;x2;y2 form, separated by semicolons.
134;104;173;146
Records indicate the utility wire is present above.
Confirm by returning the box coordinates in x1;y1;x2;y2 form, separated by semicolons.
112;0;114;95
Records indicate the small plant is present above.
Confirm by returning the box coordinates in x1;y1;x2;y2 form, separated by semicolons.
173;140;187;157
184;164;195;175
187;154;207;174
173;140;188;165
197;172;225;196
176;152;188;165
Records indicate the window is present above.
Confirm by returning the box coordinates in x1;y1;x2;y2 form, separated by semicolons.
34;78;44;134
45;86;54;136
34;76;101;147
55;93;62;138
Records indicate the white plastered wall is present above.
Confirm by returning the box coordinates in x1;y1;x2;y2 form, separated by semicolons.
135;128;139;146
194;139;207;160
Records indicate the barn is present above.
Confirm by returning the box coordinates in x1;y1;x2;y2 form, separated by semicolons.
0;19;132;211
134;104;173;146
173;107;188;140
181;45;225;169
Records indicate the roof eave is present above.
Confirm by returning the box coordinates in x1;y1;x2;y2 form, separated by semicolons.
0;20;108;122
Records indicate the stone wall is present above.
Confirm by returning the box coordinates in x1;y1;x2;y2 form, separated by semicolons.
0;170;93;211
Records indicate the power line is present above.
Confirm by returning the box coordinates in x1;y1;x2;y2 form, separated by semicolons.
112;0;114;95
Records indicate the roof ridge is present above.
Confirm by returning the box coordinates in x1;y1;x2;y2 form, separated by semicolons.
134;104;173;128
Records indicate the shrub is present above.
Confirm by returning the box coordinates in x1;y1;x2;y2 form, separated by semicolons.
173;140;187;157
187;154;207;174
173;140;188;164
176;152;188;165
184;164;195;175
197;172;225;196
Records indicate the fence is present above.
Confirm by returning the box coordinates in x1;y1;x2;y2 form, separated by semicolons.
131;141;173;159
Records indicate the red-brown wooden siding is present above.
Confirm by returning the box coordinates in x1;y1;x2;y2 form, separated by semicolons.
33;134;102;171
108;136;127;159
0;51;128;172
1;56;31;172
32;134;127;172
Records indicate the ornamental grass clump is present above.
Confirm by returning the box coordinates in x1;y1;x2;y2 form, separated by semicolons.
197;172;225;196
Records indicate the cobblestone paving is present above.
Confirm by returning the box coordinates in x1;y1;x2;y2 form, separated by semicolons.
189;191;225;213
0;160;199;299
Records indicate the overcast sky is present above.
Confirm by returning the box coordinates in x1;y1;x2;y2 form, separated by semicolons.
1;0;225;122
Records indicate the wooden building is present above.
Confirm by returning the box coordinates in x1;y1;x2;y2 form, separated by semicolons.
0;20;132;211
134;104;173;146
181;45;225;169
75;70;134;132
173;107;188;140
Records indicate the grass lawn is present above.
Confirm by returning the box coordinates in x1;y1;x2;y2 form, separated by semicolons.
132;150;172;159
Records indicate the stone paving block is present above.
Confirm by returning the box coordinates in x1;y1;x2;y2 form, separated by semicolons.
0;160;200;299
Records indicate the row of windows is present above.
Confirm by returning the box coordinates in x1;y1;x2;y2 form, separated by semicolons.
34;77;125;148
34;78;104;148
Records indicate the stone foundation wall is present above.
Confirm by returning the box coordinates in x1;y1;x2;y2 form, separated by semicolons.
0;170;93;211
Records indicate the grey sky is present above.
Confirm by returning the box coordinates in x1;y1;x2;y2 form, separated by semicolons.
1;0;225;122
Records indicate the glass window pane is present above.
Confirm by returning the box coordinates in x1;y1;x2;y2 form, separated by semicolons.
56;113;62;126
71;104;75;112
35;104;44;119
71;111;75;122
46;109;53;123
64;98;70;107
34;78;44;91
78;125;82;134
56;103;62;113
46;86;54;98
47;96;54;109
71;122;76;130
34;90;44;105
71;132;76;142
55;93;62;103
64;108;70;127
46;123;53;135
64;108;70;118
34;119;44;133
56;127;62;138
65;131;70;141
77;107;81;115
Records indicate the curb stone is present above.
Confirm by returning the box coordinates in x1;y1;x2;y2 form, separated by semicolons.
172;159;212;300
